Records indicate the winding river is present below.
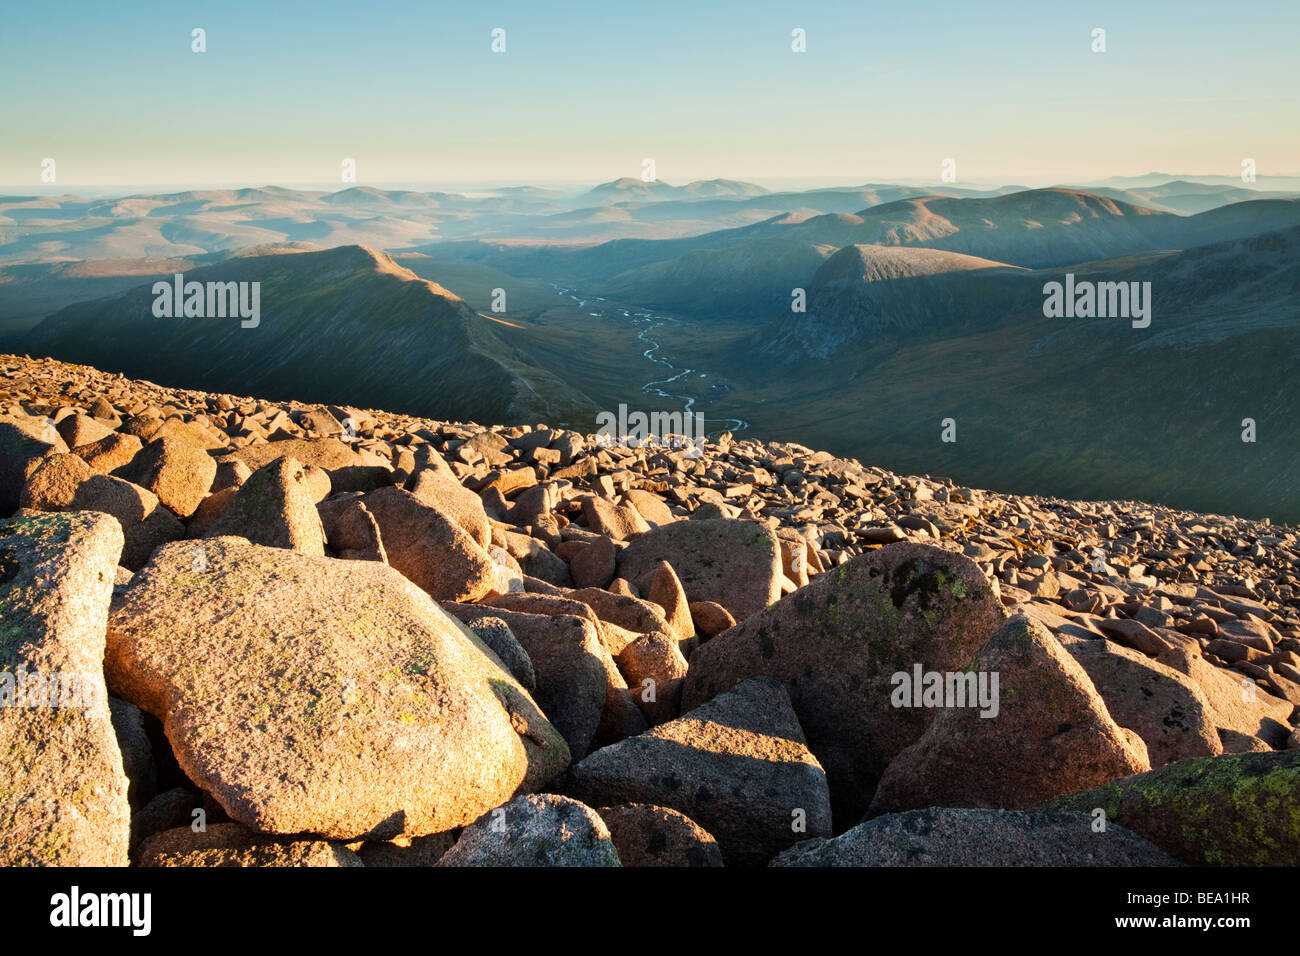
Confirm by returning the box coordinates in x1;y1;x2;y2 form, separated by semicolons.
552;285;750;435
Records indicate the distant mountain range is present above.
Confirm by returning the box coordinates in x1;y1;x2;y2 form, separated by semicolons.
6;178;1300;522
429;189;1300;318
1081;180;1300;215
2;176;1293;268
1084;172;1300;191
579;177;772;203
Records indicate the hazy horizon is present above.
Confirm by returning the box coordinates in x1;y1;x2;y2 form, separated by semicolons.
4;171;1300;200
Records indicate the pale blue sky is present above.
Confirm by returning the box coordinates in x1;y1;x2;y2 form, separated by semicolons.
2;0;1297;187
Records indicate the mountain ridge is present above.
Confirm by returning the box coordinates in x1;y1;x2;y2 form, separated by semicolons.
20;244;599;426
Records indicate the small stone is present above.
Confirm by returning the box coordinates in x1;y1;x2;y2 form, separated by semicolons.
772;808;1179;866
568;677;832;866
436;794;621;867
115;434;216;519
138;822;363;867
597;804;723;867
205;456;326;556
688;600;736;638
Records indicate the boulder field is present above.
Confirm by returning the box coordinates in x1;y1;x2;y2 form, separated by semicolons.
1;353;1297;866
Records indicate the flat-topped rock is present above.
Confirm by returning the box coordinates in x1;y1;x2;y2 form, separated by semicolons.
105;537;569;841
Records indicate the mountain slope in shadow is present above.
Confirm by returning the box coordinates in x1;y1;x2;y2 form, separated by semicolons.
21;244;598;425
734;225;1300;522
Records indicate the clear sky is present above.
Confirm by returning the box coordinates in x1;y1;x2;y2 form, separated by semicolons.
2;0;1297;189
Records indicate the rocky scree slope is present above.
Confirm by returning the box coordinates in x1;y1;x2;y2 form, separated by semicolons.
0;353;1297;867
